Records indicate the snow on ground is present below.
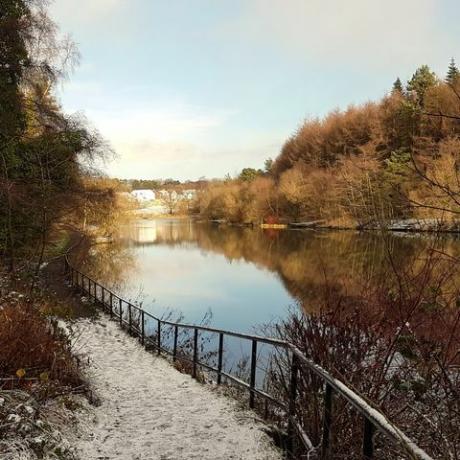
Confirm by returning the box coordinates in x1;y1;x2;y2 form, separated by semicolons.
73;316;282;460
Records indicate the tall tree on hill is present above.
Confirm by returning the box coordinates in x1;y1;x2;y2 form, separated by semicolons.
392;77;403;94
446;57;460;85
407;65;437;105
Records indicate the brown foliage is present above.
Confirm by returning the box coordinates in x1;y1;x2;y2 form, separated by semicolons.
273;103;381;176
0;300;83;392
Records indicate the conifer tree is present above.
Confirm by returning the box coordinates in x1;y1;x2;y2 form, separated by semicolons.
392;77;403;94
407;65;437;104
446;57;460;85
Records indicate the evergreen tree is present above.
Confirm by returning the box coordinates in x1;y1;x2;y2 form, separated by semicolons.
446;58;460;85
392;77;403;94
407;65;437;104
239;168;262;182
264;158;274;174
0;0;29;141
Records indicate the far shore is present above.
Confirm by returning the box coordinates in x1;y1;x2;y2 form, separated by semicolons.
133;214;460;235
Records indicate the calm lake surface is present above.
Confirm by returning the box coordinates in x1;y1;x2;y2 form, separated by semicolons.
83;218;460;334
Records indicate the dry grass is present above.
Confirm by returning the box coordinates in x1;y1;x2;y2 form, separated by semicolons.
0;300;83;394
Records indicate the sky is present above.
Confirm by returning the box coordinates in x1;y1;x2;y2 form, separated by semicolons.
50;0;460;181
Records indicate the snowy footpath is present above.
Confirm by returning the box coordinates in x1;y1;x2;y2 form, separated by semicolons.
73;316;282;460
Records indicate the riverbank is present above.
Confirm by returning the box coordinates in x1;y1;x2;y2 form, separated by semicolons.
206;217;460;234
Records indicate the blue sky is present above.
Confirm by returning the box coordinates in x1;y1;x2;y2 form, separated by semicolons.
51;0;460;180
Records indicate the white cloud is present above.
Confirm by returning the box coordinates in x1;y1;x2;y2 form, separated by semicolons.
105;137;281;180
86;106;231;143
79;104;246;179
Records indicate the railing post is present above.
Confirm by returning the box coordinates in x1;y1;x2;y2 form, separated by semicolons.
287;353;299;455
173;325;178;362
128;303;132;333
157;320;161;355
217;332;224;384
193;328;198;378
101;288;105;309
141;310;145;346
363;418;374;459
249;339;258;409
109;292;113;317
321;383;333;459
119;299;123;326
264;398;269;420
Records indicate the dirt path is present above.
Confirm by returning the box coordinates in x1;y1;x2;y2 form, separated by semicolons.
73;316;282;460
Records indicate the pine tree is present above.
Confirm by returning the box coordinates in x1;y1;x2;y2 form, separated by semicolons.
446;58;460;85
407;65;437;104
392;77;403;94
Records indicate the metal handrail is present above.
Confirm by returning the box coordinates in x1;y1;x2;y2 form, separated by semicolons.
64;257;433;460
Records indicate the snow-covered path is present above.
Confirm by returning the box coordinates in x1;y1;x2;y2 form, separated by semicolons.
73;316;282;460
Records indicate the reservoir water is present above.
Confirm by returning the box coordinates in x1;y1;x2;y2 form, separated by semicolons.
83;218;460;333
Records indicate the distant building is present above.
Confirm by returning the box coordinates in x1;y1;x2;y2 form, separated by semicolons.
131;189;156;202
182;189;197;200
158;189;178;200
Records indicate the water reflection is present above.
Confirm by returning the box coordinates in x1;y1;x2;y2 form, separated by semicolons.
84;218;460;332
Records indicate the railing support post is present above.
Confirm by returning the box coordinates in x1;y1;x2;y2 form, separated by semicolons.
193;328;198;379
173;325;178;362
128;303;132;333
249;339;258;409
141;310;145;346
287;353;298;455
119;299;123;327
109;293;113;317
157;320;161;355
101;288;105;309
321;383;333;459
363;418;374;459
217;332;224;385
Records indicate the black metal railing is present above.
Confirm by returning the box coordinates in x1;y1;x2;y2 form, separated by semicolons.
65;258;432;460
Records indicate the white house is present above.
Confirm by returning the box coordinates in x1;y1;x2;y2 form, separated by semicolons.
158;189;178;200
182;189;197;200
131;189;156;202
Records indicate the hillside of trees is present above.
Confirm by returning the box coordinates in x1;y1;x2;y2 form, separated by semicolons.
197;61;460;227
